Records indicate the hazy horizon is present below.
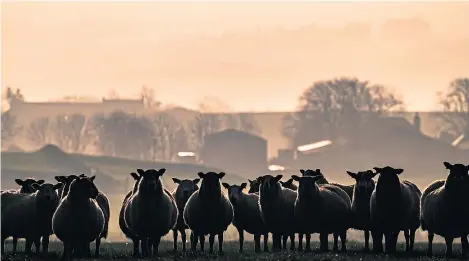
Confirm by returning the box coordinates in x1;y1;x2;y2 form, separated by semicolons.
3;1;469;112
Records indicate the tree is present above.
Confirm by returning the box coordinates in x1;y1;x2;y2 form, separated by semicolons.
151;112;186;161
1;111;19;148
140;85;161;108
238;113;260;135
437;78;469;137
189;113;223;152
27;117;53;147
281;77;404;147
107;89;120;99
50;114;94;153
92;111;154;159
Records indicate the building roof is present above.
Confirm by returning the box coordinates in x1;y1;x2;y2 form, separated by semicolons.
206;128;267;142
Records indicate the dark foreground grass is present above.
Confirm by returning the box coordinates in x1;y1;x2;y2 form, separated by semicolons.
1;240;466;261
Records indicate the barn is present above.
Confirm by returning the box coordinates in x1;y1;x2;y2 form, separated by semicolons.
200;129;268;177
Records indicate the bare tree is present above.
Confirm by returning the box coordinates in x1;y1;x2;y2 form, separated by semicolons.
281;77;404;147
189;113;223;152
1;111;19;148
140;85;161;108
437;78;469;136
151;112;184;161
50;114;94;153
27;117;53;147
238;113;260;135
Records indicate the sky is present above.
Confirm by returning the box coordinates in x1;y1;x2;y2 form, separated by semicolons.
2;1;469;112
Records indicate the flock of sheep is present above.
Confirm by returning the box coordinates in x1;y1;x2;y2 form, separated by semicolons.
1;162;468;260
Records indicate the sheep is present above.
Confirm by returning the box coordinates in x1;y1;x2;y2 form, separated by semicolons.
248;177;261;194
222;182;269;253
125;168;178;257
119;172;143;256
370;166;422;254
171;178;200;252
291;174;351;253
421;162;469;257
54;175;80;199
258;174;297;252
52;175;105;261
183;172;234;253
346;170;377;252
300;169;354;198
1;177;45;254
279;178;298;191
2;182;63;257
299;169;329;185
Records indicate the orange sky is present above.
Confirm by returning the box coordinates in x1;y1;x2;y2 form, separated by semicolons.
2;1;469;112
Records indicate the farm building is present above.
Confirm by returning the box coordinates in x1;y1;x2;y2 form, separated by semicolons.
200;129;268;177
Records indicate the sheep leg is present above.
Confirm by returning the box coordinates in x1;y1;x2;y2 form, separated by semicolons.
151;237;161;256
132;238;140;257
12;237;18;254
95;237;101;257
273;234;281;252
25;238;33;256
461;235;469;257
263;233;269;252
340;231;347;252
218;232;224;253
208;233;215;254
61;242;72;261
282;235;287;250
289;234;295;251
426;232;434;257
141;238;148;257
298;233;303;252
34;237;41;255
254;234;261;253
444;236;454;258
371;231;383;253
190;232;198;252
409;229;416;252
319;233;328;252
333;233;339;252
199;235;205;252
172;229;178;252
181;229;187;252
237;229;244;253
364;230;370;252
42;235;50;257
305;234;311;253
1;236;6;255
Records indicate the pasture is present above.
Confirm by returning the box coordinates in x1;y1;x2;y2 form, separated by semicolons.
2;240;465;261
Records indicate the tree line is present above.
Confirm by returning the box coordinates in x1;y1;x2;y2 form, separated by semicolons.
1;76;468;159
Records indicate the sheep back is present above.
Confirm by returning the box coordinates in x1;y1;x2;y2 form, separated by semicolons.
232;192;268;235
183;190;233;236
2;193;40;239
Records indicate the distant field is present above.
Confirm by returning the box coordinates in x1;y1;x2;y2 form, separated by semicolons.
2;240;465;261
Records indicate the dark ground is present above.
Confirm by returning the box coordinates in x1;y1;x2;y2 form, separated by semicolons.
1;240;467;261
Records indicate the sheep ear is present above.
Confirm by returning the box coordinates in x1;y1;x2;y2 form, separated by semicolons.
79;174;87;178
300;169;305;175
89;175;96;182
368;170;379;178
394;168;404;175
274;175;283;182
291;175;300;181
137;169;145;175
248;179;254;184
198;172;205;178
285;178;293;184
218;172;226;179
54;176;64;182
373;167;382;173
222;183;230;189
240;183;247;190
31;183;41;190
37;180;45;184
130;172;139;180
172;178;181;184
315;169;321;174
158;168;166;176
53;183;64;190
15;179;24;185
193;178;200;184
346;171;357;179
443;162;453;170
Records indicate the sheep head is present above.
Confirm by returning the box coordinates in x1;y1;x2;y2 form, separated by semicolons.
69;176;99;199
174;178;200;200
299;169;329;185
279;178;298;191
222;182;247;205
258;175;282;197
347;170;377;195
248;177;261;193
291;175;322;198
31;182;63;202
135;168;166;194
443;162;469;191
198;172;225;198
15;178;45;193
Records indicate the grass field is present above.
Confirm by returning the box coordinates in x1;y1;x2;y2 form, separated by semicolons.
2;240;466;261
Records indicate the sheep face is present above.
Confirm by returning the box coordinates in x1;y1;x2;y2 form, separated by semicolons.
347;170;377;195
136;168;166;194
15;178;45;193
299;169;328;184
373;166;403;186
291;175;321;198
443;162;469;190
279;178;297;190
248;178;261;193
259;175;282;198
222;183;247;205
69;176;99;199
31;182;63;202
54;175;80;186
173;178;200;201
198;172;225;197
